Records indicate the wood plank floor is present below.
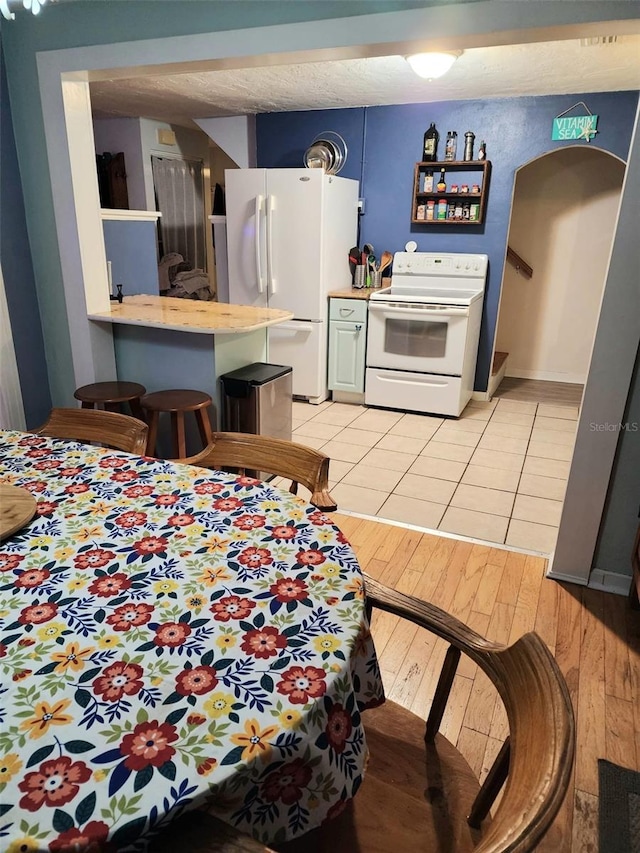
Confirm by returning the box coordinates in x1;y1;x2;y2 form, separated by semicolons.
331;512;639;852
495;377;584;407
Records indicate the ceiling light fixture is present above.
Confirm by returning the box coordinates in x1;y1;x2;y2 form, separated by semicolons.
0;0;48;20
406;51;461;80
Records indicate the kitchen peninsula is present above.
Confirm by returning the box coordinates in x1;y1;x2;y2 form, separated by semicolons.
88;295;293;424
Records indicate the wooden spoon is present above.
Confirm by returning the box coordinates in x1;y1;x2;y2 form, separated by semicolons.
379;250;393;275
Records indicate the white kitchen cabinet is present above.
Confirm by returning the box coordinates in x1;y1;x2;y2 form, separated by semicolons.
328;298;368;396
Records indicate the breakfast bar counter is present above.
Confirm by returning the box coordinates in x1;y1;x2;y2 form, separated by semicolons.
88;296;294;447
88;294;293;334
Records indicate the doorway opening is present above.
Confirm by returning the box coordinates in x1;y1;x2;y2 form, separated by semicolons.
485;145;625;551
493;146;625;393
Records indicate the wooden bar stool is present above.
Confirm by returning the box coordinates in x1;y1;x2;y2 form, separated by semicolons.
140;389;214;460
74;381;146;421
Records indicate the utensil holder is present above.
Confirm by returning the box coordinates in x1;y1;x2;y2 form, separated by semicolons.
354;266;367;289
371;271;382;289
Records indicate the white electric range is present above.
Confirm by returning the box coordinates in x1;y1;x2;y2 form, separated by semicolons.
365;251;488;417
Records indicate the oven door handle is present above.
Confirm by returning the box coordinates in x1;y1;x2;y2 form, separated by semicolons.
368;302;469;317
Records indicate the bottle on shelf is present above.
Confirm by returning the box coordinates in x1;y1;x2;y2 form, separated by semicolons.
423;170;434;192
445;131;457;161
422;123;439;161
426;200;435;220
437;199;447;220
437;169;447;193
463;131;475;161
478;140;486;160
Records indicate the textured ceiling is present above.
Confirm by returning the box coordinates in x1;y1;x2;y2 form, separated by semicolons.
90;37;640;128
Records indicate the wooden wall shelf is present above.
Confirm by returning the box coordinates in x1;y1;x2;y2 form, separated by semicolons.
411;160;491;226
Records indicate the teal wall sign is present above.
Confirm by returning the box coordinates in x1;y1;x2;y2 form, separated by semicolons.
552;114;599;142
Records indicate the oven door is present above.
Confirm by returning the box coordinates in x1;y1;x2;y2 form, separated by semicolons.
367;301;470;375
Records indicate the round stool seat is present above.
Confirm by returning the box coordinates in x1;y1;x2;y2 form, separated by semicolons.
140;390;214;461
74;381;146;421
140;389;212;413
74;381;147;405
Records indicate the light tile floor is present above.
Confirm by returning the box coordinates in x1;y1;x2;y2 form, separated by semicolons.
286;392;580;554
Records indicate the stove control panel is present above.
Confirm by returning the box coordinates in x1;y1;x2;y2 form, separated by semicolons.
392;252;488;277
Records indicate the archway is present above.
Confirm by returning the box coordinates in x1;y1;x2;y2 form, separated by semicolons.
492;145;625;395
484;145;626;555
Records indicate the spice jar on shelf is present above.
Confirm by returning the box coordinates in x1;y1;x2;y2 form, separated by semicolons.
426;200;435;220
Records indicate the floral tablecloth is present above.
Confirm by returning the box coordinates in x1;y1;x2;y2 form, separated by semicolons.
0;430;384;852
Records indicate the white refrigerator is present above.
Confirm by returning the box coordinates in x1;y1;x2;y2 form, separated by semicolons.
224;168;359;403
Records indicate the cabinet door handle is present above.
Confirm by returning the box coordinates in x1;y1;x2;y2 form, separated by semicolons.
340;308;354;316
355;324;362;331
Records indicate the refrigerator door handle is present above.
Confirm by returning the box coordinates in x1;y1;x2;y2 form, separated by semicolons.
266;194;276;296
255;194;265;294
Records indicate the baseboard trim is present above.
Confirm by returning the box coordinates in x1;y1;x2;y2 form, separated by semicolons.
331;390;365;405
587;568;631;597
505;368;585;385
545;567;588;586
471;390;492;402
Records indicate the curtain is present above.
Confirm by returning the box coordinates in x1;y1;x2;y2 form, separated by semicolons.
151;156;206;271
0;263;26;430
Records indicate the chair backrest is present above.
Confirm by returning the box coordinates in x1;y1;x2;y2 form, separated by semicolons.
183;431;337;511
35;408;148;455
362;573;575;853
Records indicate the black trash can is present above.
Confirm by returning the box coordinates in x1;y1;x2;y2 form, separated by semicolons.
220;362;292;442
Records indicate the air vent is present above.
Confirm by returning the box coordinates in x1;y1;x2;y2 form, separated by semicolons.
580;36;618;47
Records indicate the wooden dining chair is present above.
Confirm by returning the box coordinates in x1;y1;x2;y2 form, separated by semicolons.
35;407;148;455
278;573;575;853
184;432;337;511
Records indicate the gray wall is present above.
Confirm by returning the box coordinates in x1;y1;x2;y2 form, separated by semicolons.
0;45;50;427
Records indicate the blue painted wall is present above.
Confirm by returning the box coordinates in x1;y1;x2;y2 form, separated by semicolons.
0;46;51;427
257;90;638;390
103;220;159;297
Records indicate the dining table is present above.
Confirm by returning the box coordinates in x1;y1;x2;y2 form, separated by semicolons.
0;429;385;851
